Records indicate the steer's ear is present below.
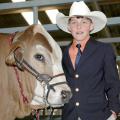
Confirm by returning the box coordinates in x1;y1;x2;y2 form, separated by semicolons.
5;44;23;66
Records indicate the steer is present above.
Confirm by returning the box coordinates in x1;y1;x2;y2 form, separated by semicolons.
0;24;71;120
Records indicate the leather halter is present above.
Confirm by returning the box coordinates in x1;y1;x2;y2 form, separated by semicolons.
14;49;67;106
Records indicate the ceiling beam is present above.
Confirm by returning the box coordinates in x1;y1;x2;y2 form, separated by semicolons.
107;17;120;26
99;0;120;5
0;0;119;11
0;16;119;33
0;6;68;15
0;0;119;15
0;0;104;10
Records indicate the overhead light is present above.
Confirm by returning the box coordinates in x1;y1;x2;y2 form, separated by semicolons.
11;0;25;2
11;0;40;25
45;9;59;24
21;12;34;25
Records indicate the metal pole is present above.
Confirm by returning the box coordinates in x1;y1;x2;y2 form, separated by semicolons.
33;6;38;24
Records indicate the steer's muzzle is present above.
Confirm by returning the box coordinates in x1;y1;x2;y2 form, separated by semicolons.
61;90;72;103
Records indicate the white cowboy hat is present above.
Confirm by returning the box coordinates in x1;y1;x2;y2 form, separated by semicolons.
56;1;107;34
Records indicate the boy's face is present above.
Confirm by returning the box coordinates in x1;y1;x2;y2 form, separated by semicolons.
68;16;94;42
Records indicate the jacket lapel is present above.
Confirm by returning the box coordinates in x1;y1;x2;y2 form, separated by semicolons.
76;37;98;70
63;43;75;74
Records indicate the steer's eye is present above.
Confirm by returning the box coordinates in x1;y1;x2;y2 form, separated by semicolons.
34;54;45;62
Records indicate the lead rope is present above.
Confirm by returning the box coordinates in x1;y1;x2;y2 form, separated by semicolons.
48;107;54;120
31;108;54;120
13;67;29;104
8;33;29;104
36;110;40;120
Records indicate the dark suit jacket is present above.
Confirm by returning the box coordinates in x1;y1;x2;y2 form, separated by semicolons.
62;37;120;120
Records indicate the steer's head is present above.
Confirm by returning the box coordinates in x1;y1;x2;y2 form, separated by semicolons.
6;24;72;108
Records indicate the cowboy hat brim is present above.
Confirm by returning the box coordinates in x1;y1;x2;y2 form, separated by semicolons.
56;11;107;34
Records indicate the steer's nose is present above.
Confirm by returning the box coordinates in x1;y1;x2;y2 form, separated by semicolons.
61;90;72;103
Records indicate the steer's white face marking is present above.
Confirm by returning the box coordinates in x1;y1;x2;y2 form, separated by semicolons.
29;25;71;107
